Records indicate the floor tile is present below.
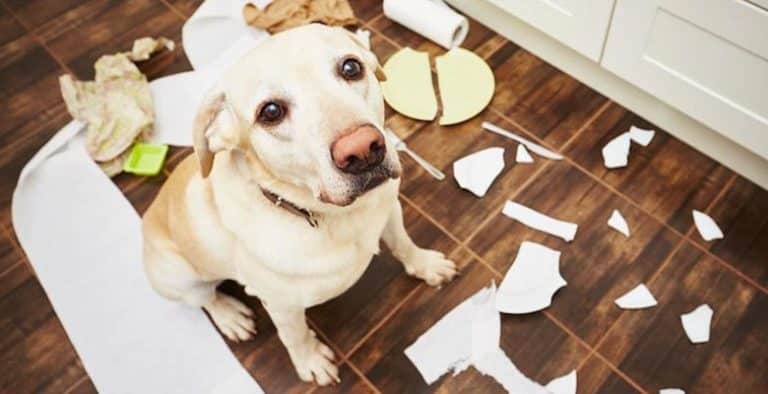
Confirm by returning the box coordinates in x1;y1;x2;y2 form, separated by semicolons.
577;355;640;394
352;0;383;23
308;200;459;354
164;0;203;17
565;102;734;234
349;256;588;393
36;360;87;394
487;42;608;148
399;111;550;241
691;176;768;288
3;0;99;32
0;5;25;45
468;161;682;345
0;232;22;275
598;243;768;393
40;0;184;79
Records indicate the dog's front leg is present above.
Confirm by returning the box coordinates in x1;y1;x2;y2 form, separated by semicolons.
261;300;339;385
382;200;457;286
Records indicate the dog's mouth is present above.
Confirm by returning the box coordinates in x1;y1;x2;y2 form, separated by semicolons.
320;164;400;206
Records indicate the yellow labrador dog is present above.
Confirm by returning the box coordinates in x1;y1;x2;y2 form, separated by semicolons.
142;24;457;385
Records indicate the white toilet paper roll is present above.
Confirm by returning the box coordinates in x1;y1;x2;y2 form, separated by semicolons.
383;0;469;49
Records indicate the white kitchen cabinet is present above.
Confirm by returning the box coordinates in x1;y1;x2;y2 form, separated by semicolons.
487;0;616;61
602;0;768;159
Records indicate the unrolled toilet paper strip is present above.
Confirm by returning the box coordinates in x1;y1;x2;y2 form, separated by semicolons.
383;0;469;49
13;132;262;394
11;1;268;391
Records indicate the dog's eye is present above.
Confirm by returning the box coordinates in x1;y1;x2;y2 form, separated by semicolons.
338;57;364;81
256;101;285;125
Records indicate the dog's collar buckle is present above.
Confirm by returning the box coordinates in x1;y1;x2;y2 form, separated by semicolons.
261;189;319;228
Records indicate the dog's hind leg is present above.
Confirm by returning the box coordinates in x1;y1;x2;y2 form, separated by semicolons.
382;200;458;286
143;238;256;341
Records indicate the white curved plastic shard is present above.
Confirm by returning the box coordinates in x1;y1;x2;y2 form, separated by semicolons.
629;125;655;146
692;210;724;241
545;370;577;394
496;242;567;314
607;209;630;237
453;147;505;197
614;284;657;309
660;389;686;394
381;47;438;121
502;201;578;242
436;48;495;125
516;144;534;163
473;348;548;394
602;132;631;168
681;304;713;344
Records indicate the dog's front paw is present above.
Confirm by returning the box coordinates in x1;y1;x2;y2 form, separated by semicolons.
204;294;257;342
404;249;458;287
292;335;340;386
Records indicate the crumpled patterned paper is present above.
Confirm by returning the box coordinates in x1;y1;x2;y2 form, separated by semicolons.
59;37;172;176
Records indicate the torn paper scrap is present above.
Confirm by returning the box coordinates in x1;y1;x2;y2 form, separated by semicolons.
516;144;534;163
496;241;567;314
614;284;657;309
692;210;724;241
474;348;549;394
435;48;495;126
404;285;495;384
660;389;685;394
128;36;174;61
381;47;438;121
681;304;713;344
545;370;577;394
453;147;505;197
470;283;500;362
607;209;630;237
502;201;578;242
243;0;358;34
602;132;631;169
482;122;563;160
629;125;655;146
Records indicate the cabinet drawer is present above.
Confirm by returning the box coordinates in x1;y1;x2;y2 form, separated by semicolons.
488;0;615;61
602;0;768;159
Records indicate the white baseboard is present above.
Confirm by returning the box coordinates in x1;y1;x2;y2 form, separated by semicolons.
447;0;768;190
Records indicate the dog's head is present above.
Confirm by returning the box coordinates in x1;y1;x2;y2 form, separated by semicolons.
192;24;400;207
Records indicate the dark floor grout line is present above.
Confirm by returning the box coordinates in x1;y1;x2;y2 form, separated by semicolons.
487;108;768;295
158;0;189;21
346;361;383;394
559;100;614;152
0;0;74;74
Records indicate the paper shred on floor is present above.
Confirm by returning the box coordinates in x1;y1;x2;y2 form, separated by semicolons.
453;147;505;197
681;304;713;344
502;201;578;242
496;242;567;314
660;389;686;394
692;210;724;241
601;132;632;168
482;122;563;160
406;283;573;393
516;144;534;163
607;209;630;237
628;125;655;146
545;370;577;394
614;284;657;309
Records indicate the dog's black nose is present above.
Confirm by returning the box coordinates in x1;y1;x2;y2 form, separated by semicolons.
330;125;386;174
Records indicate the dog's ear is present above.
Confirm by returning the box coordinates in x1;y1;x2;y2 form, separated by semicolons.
192;92;242;178
345;28;386;82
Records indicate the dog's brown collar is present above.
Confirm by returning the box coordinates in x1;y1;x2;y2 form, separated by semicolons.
261;188;319;228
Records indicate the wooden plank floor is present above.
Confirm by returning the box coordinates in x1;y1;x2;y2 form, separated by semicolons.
1;0;766;392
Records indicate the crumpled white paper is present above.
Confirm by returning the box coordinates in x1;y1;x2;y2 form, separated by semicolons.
692;210;724;241
607;209;630;237
502;201;578;242
496;241;567;314
11;1;268;392
614;284;657;309
681;304;713;344
660;388;686;394
453;147;505;197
